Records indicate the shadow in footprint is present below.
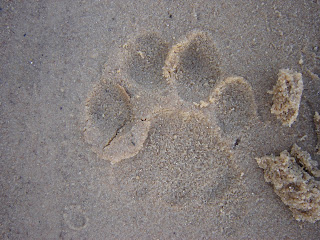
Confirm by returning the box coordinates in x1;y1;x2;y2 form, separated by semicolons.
122;32;169;89
84;80;150;164
164;30;221;103
85;81;132;147
208;77;257;135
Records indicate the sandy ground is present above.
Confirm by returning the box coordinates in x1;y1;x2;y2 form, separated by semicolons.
1;0;320;239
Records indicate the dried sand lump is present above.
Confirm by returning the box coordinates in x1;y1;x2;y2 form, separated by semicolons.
268;69;303;127
256;144;320;223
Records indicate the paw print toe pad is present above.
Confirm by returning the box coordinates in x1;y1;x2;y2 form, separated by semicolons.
123;32;169;88
164;30;221;103
209;77;257;133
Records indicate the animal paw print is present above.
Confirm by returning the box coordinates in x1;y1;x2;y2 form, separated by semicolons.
84;30;258;207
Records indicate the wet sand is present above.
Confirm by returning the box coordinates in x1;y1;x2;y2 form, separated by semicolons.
1;1;320;239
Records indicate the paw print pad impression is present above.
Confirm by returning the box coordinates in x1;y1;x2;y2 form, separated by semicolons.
84;30;258;207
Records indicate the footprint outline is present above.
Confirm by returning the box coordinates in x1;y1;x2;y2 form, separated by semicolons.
84;29;258;164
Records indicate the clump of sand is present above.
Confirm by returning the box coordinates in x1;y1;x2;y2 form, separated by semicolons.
268;69;303;127
256;144;320;223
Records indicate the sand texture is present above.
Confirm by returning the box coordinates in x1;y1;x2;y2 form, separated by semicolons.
1;1;320;239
